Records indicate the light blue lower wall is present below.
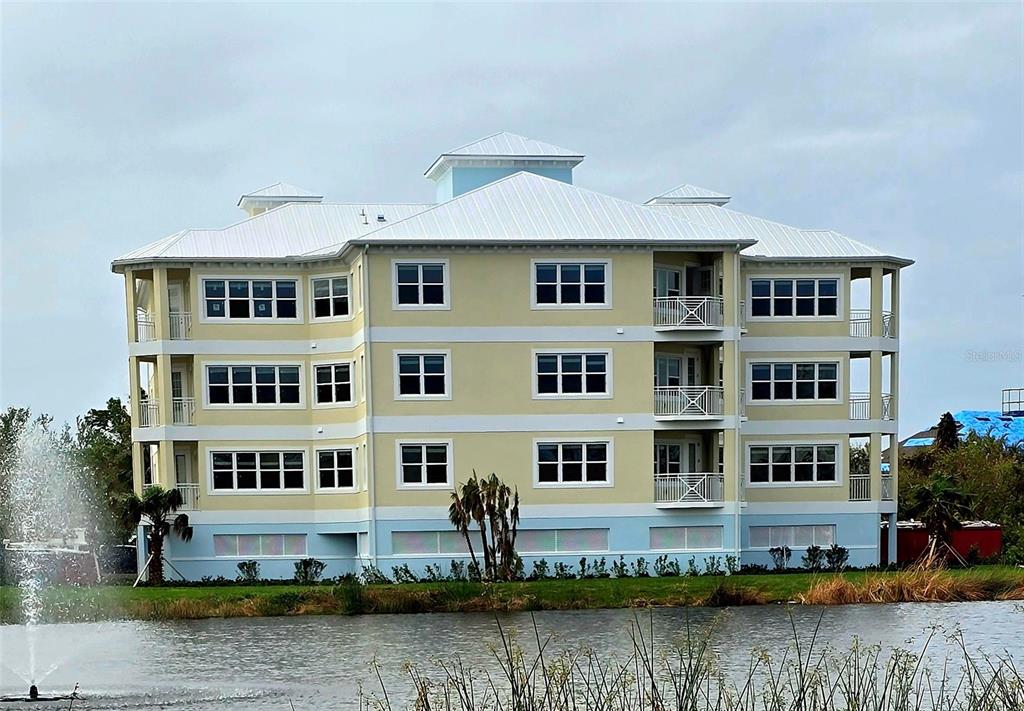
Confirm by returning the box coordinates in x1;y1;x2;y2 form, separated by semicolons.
155;510;883;580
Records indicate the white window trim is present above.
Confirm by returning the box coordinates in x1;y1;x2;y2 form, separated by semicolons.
745;273;843;322
532;438;614;489
313;446;359;493
530;258;613;310
202;361;307;410
392;349;452;401
197;275;305;324
308;272;354;323
744;440;843;489
391;258;451;311
204;445;310;496
654;435;703;474
395;439;454;490
745;357;843;406
212;533;309;559
748;524;837;550
531;348;613;400
311;359;357;409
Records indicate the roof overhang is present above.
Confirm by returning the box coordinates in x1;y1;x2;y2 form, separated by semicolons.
741;254;915;268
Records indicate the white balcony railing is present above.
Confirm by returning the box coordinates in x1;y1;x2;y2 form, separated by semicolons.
653;296;724;329
881;475;894;501
175;483;200;511
739;388;747;419
139;399;160;427
655;386;725;418
849;476;871;501
739;300;747;331
136;313;156;342
849;310;894;338
849;393;870;420
172;397;195;425
169;312;192;340
654;473;725;507
882;393;894;421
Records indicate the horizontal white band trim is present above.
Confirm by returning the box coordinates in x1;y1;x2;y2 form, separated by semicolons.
372;326;658;343
129;334;364;357
741;419;898;435
740;336;898;353
133;421;368;441
186;508;371;525
741;501;894;515
372;413;739;433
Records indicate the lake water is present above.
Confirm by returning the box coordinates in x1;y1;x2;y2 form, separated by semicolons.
1;601;1022;709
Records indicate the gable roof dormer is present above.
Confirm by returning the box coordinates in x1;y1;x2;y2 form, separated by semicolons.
237;182;323;216
644;183;731;206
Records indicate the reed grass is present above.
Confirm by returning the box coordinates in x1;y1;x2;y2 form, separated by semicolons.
798;563;1024;605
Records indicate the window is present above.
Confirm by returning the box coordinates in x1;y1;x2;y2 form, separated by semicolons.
311;276;350;318
535;352;609;396
314;363;352;405
534;262;608;306
749;525;835;549
394;261;447;307
748;444;837;484
398;442;451;487
396;353;448;398
213;534;307;557
517;528;609;553
650;526;723;550
207;365;301;405
750;362;838;401
536;441;610;485
317;448;355;490
655;443;682;474
203;279;298;320
750;278;838;318
392;531;468;555
210;451;305;491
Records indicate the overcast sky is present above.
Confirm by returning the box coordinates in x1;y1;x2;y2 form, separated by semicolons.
2;2;1022;436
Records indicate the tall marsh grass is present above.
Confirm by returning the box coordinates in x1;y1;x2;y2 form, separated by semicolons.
799;563;1024;605
361;613;1024;710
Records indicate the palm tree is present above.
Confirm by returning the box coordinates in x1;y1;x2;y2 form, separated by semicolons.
908;474;972;559
449;472;520;581
121;485;193;584
448;482;480;574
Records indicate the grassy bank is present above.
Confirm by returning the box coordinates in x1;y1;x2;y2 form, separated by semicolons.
2;566;1022;623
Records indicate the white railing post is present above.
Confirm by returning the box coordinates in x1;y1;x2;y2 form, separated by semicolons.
172;397;195;425
175;483;200;510
849;476;871;501
849;393;870;420
169;312;192;340
139;399;160;427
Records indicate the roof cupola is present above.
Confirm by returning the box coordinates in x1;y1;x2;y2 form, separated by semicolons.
238;182;323;216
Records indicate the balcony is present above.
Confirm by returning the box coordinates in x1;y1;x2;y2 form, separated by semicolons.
653;297;724;329
881;475;894;501
654;473;725;508
138;399;160;428
172;397;195;425
849;393;894;421
655;386;724;419
849;476;870;501
175;483;200;511
849;310;894;338
136;312;156;342
169;312;192;340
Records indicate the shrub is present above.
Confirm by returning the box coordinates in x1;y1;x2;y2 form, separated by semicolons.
704;555;724;576
769;546;792;571
553;562;575;579
449;560;467;581
740;563;769;574
592;557;610;578
724;555;740;575
392;564;417;584
611;555;629;578
654;555;681;577
686;557;701;577
360;565;392;585
802;545;825;572
422;564;445;582
467;561;483;582
631;557;650;578
332;575;365;614
578;557;592;579
530;559;550;580
293;558;326;585
825;544;850;572
236;560;261;583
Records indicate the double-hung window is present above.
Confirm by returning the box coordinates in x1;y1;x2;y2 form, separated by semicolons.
314;363;352;405
748;444;837;484
207;365;301;405
317;448;356;490
394;261;447;308
535;352;609;397
211;451;305;491
536;441;610;486
750;362;838;401
750;278;838;318
203;279;298;320
534;262;608;307
311;276;350;319
398;442;451;487
396;353;448;398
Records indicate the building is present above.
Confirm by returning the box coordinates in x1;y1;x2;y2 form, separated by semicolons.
900;388;1024;451
111;132;911;579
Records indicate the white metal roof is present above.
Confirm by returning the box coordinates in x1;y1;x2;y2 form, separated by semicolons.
647;202;911;264
424;132;584;179
645;183;731;206
112;203;432;265
240;182;322;199
341;171;749;248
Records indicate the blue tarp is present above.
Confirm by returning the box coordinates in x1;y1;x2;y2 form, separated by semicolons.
904;410;1024;450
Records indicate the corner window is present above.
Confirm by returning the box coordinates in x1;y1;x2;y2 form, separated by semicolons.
207;365;301;406
317;448;355;490
211;450;305;491
748;444;837;484
398;442;451;487
536;441;610;486
203;279;298;320
750;278;838;318
535;352;609;397
311;276;350;319
314;363;352;405
394;261;448;308
750;362;838;402
395;353;449;398
534;262;608;307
